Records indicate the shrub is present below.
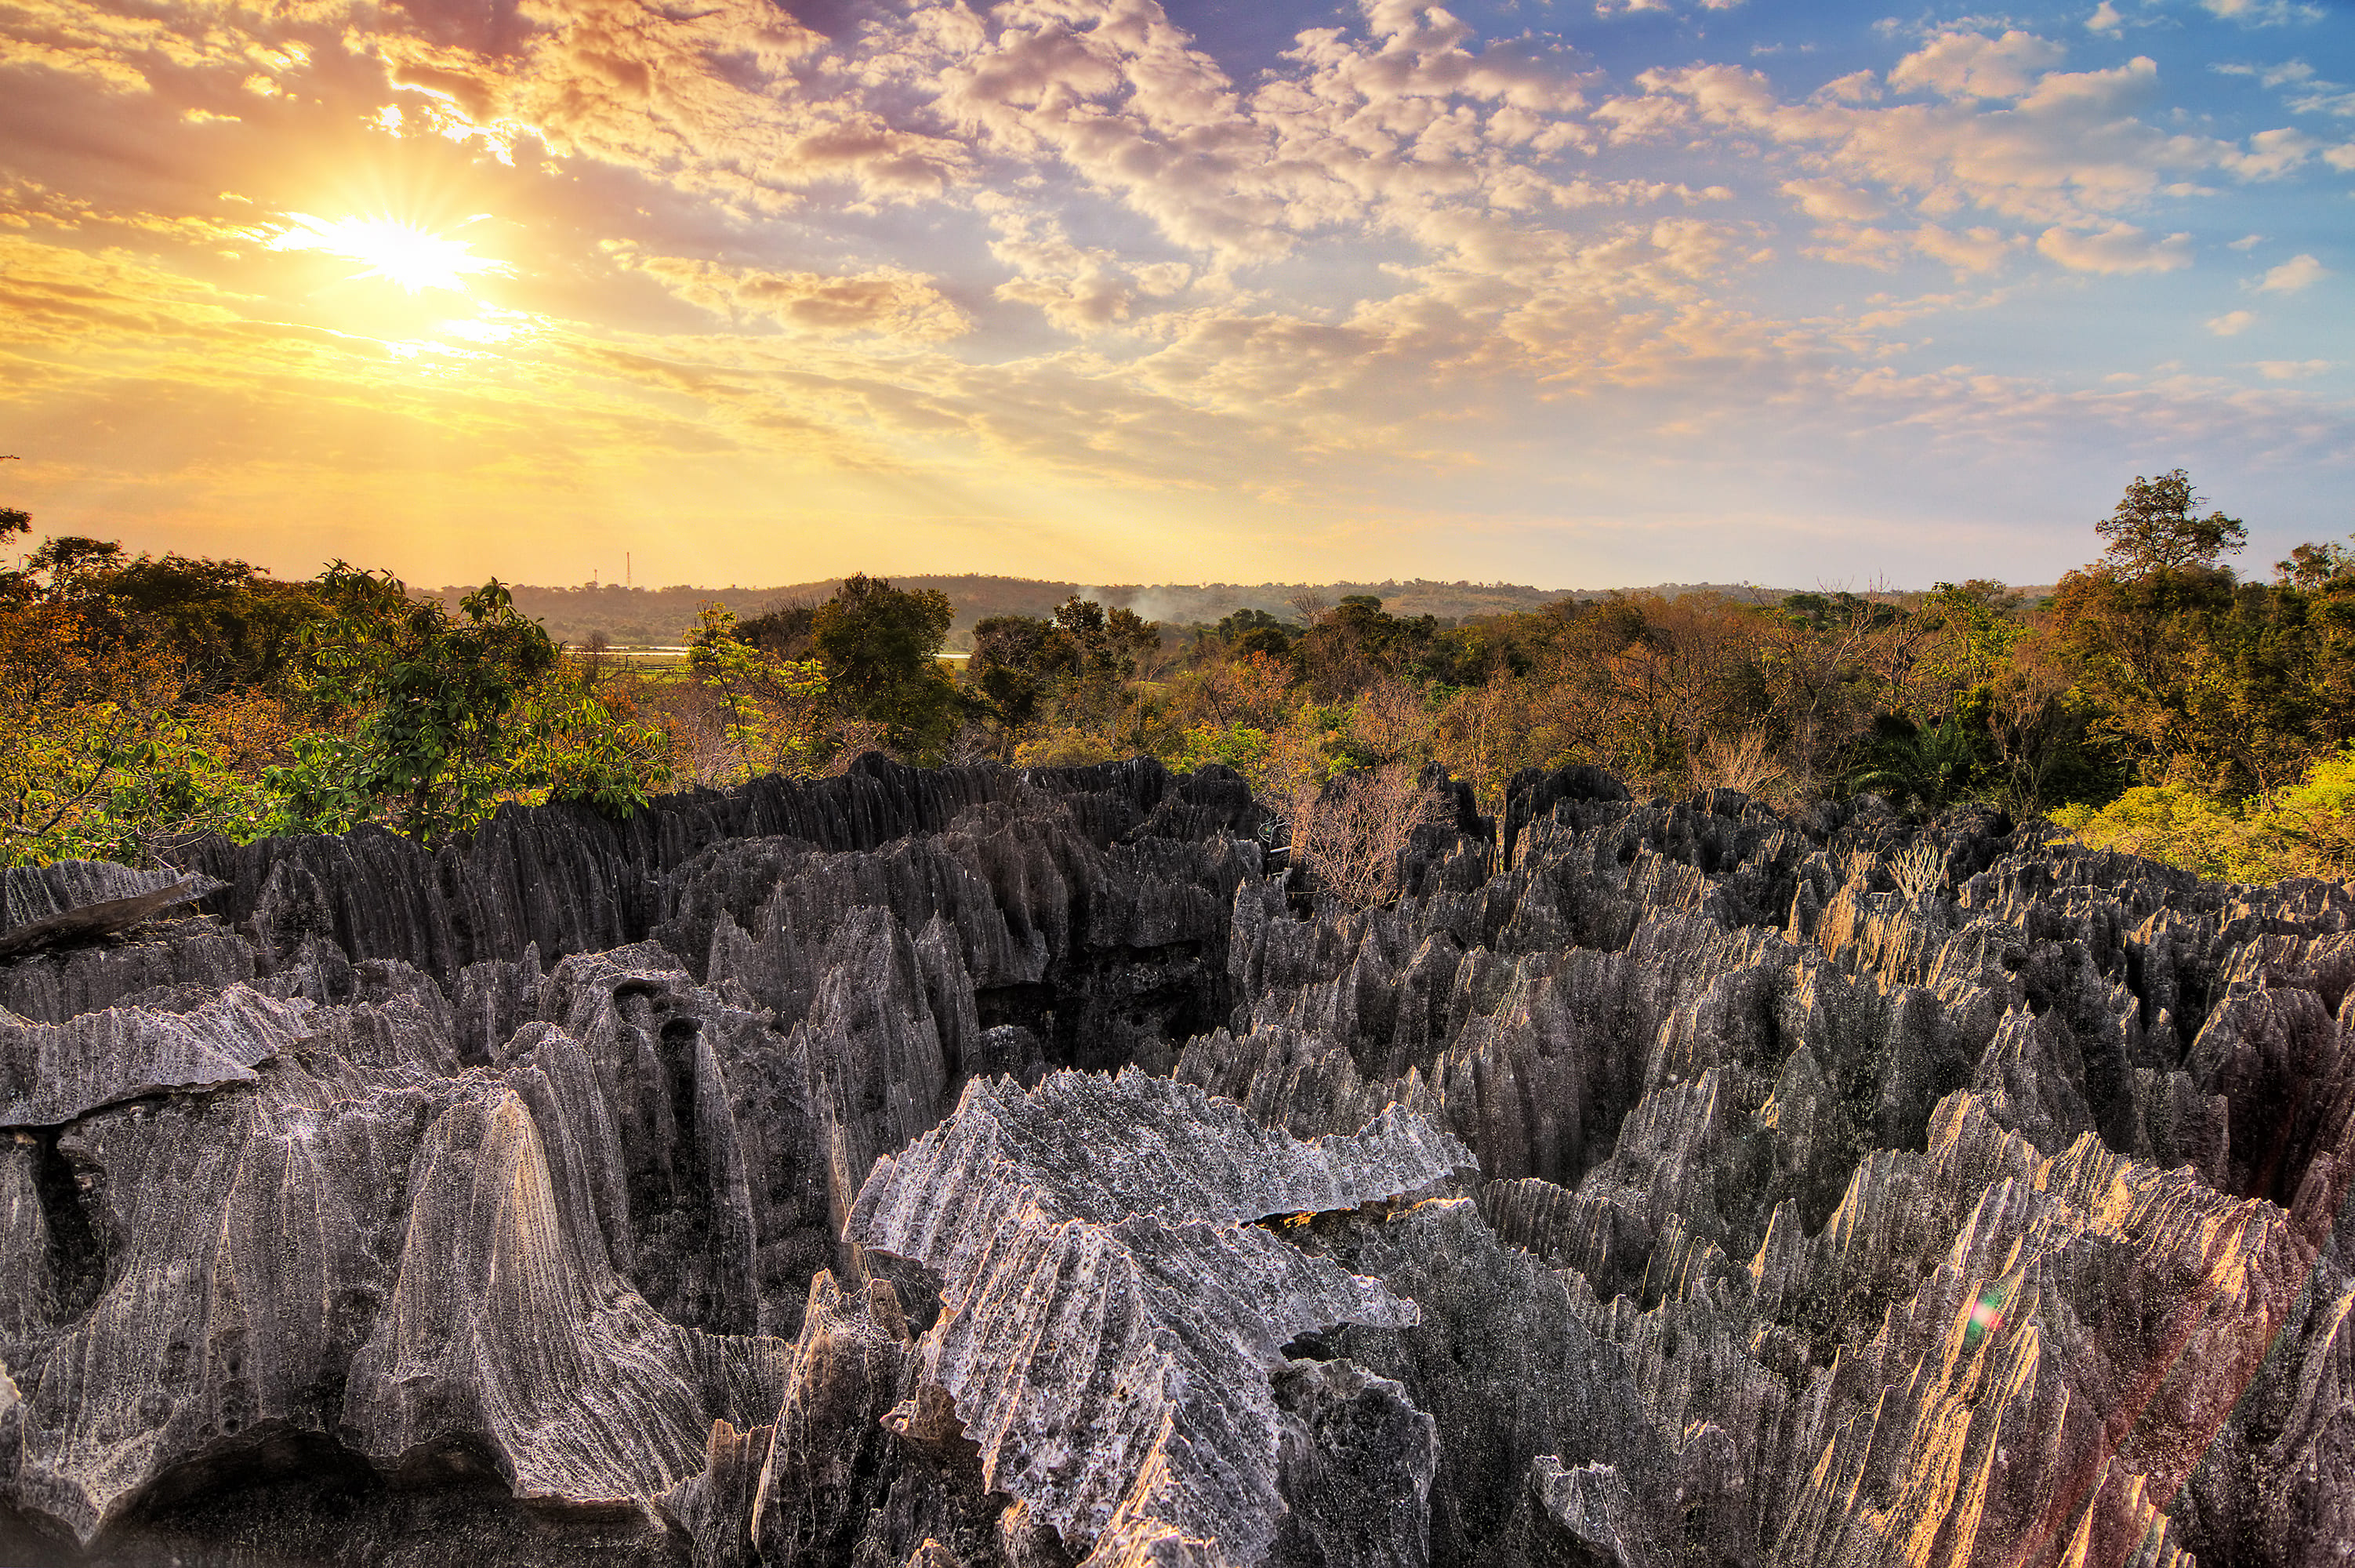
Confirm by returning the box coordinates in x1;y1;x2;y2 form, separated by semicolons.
2048;749;2355;883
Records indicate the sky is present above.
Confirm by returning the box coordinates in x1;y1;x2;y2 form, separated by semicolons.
0;0;2350;591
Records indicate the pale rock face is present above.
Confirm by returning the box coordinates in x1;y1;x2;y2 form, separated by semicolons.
0;756;2350;1568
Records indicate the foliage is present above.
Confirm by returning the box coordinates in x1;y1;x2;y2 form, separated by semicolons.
13;465;2355;890
263;568;668;843
1171;722;1272;777
687;604;836;782
2096;469;2247;578
2049;788;2270;882
2049;745;2355;883
1013;725;1127;768
0;531;299;862
1848;716;1986;814
2277;537;2353;592
811;574;963;761
971;596;1159;753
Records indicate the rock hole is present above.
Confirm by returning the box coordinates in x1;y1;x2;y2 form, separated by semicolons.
34;1130;110;1322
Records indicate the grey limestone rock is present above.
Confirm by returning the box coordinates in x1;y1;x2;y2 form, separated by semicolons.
2;759;2354;1567
846;1071;1468;1566
0;984;313;1127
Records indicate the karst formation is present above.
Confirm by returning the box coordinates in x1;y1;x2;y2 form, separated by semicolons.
2;755;2351;1567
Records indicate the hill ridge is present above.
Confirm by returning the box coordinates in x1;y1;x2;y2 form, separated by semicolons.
435;574;1806;648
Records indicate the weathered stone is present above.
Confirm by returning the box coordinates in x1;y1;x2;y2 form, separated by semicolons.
2;759;2353;1567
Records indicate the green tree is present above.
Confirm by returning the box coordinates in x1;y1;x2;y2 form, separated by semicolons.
0;515;295;863
2277;536;2353;592
2097;470;2247;578
969;612;1067;743
1849;714;1985;813
267;568;666;842
968;596;1158;755
688;603;834;781
810;575;961;761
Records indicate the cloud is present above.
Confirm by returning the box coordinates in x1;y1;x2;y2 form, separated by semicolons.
2213;59;2316;88
2208;309;2255;335
2035;221;2194;273
1781;178;1882;220
2289;85;2355;116
2087;3;2122;34
1617;54;2277;230
2201;0;2326;24
352;0;972;211
2;0;2351;588
2219;126;2316;178
611;252;971;340
1802;220;2019;276
1912;223;2018;274
2255;252;2328;292
1889;31;2067;101
2255;359;2330;379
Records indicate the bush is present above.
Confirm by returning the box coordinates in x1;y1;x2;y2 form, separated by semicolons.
2048;746;2355;882
1014;727;1126;768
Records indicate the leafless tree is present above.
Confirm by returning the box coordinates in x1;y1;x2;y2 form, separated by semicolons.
1282;763;1450;909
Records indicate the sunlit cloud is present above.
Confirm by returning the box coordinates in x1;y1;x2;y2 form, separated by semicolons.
0;0;2347;589
2036;222;2194;273
2255;252;2328;293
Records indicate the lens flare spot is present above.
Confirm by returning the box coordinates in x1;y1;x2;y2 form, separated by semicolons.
1963;1283;2008;1348
269;214;510;294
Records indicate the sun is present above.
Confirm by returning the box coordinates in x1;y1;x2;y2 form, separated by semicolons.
268;214;511;294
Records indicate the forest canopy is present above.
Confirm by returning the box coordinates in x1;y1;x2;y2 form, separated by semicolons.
5;473;2353;887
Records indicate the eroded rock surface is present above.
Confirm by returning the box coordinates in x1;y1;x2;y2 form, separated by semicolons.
2;756;2351;1566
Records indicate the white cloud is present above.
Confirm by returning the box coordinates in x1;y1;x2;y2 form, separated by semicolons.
1623;55;2262;231
2255;252;2328;292
1782;178;1882;220
2201;0;2326;24
2087;3;2122;34
2219;127;2316;178
1913;223;2018;274
1815;71;1881;104
1801;220;2018;275
2208;309;2255;334
2035;221;2193;273
2288;85;2355;116
2256;358;2331;378
611;252;972;340
1889;31;2067;101
2228;233;2266;250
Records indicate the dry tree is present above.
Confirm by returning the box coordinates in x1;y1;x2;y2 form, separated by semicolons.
1281;763;1452;909
1887;841;1944;902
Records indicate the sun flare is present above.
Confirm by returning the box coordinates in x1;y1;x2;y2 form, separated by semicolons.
267;213;510;294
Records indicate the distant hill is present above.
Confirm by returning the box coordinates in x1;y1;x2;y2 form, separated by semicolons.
443;575;1802;649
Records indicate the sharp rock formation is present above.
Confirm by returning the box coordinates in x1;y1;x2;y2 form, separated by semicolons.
0;754;2347;1568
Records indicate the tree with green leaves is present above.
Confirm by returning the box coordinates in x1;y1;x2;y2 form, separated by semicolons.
968;595;1158;755
687;603;835;781
2277;537;2353;592
267;568;667;843
810;574;962;761
2097;470;2246;578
